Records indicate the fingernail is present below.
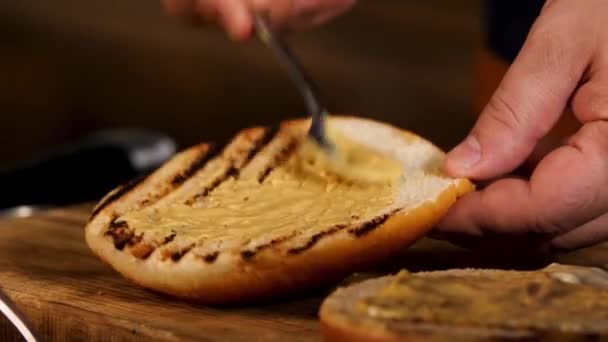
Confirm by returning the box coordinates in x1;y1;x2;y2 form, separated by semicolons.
225;4;251;41
447;135;481;172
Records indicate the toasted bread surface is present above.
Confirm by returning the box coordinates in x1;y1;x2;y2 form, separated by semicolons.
85;115;472;304
320;263;608;341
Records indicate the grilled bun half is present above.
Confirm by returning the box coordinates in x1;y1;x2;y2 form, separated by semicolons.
320;264;608;341
84;115;473;304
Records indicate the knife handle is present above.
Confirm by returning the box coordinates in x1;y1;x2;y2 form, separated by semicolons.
0;129;177;209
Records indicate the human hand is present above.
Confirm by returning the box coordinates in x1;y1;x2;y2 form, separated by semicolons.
161;0;356;41
435;0;608;254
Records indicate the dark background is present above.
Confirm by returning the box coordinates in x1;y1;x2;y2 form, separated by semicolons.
0;0;481;167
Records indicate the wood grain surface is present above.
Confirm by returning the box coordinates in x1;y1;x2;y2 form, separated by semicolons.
1;204;607;341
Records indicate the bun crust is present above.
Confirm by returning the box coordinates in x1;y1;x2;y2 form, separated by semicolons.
320;264;608;341
85;115;473;304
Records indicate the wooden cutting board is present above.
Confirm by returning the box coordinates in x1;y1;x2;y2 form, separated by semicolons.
1;204;607;341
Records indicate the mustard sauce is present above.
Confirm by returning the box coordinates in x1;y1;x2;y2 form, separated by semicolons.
118;128;403;247
297;128;403;185
355;269;608;331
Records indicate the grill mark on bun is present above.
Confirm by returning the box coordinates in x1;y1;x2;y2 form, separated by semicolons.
258;137;300;183
186;164;239;204
245;125;279;167
240;250;256;260
187;169;232;204
129;230;176;259
287;224;347;255
230;125;279;176
164;230;177;244
169;244;195;262
90;174;147;220
170;144;218;186
187;126;279;204
91;143;217;222
202;251;220;263
348;211;396;237
127;233;143;247
166;142;229;206
239;233;298;261
225;166;240;179
105;221;134;250
286;212;398;254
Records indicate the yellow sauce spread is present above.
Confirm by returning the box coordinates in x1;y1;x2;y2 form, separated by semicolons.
354;269;608;331
297;128;402;185
118;128;403;247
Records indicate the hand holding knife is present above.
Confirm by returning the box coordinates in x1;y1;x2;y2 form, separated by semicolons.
252;12;336;155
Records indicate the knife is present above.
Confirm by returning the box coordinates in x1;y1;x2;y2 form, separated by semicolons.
252;13;335;153
0;288;37;342
0;129;176;218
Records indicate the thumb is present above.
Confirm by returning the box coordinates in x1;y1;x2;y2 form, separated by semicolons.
444;8;590;179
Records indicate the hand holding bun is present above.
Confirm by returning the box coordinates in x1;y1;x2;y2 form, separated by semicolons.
437;0;608;253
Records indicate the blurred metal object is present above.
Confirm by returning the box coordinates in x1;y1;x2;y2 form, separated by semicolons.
0;129;176;211
88;129;177;174
0;288;38;342
0;205;56;219
253;13;335;152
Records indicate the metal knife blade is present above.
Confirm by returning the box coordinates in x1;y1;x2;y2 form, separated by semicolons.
253;13;335;152
0;288;38;342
